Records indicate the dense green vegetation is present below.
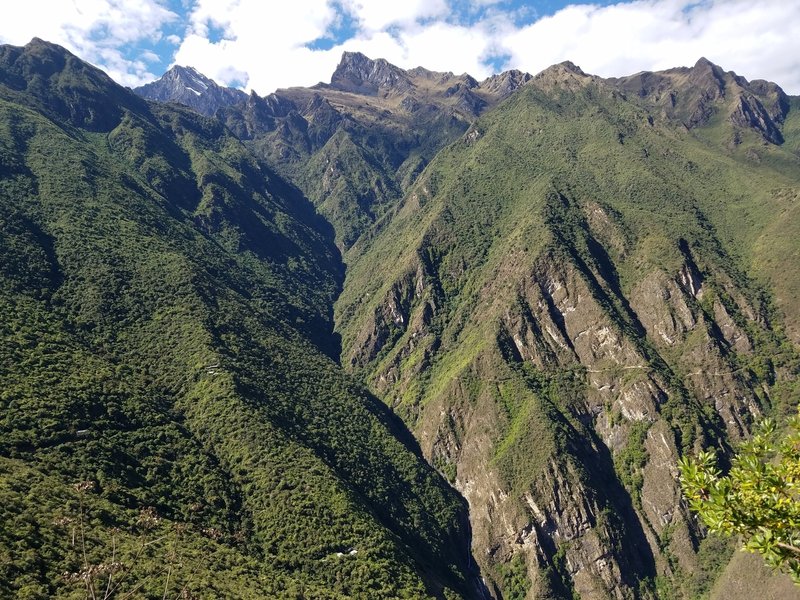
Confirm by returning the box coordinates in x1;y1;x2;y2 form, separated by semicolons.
0;39;481;598
3;38;800;600
333;61;800;598
495;553;529;600
680;411;800;584
220;53;512;253
613;420;650;509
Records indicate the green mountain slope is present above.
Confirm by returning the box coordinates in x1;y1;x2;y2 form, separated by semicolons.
0;39;485;599
4;38;800;600
218;52;530;252
335;60;800;598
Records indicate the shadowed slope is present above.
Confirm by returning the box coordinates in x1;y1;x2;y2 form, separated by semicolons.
0;39;486;599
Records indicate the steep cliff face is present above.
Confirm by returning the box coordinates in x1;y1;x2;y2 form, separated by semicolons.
336;65;800;598
9;40;800;597
330;51;416;95
608;57;790;145
346;246;777;597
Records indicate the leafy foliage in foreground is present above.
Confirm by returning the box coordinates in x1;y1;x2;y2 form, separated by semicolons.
680;408;800;584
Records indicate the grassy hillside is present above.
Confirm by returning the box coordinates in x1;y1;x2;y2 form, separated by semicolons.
0;39;484;599
335;62;800;598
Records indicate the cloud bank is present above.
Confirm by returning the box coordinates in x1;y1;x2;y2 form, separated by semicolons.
0;0;798;95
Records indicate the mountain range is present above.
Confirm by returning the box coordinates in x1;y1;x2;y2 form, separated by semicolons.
1;37;799;599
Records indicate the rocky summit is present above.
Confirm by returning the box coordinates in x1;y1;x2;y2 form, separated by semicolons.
2;38;799;599
134;64;247;116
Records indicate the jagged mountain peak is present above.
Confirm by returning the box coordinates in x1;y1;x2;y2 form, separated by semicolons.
556;59;586;74
532;60;595;91
161;64;212;86
609;57;789;144
134;64;247;116
479;69;532;98
693;56;720;70
154;65;220;97
326;51;529;108
685;56;730;93
329;50;413;94
337;50;373;67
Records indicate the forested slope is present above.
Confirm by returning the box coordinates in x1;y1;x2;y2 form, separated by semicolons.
3;37;800;600
0;39;485;599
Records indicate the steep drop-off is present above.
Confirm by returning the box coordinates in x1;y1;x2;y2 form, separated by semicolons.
0;39;485;599
335;60;800;598
3;38;800;599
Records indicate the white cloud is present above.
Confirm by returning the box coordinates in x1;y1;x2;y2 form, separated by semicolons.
0;0;798;95
169;0;800;96
0;0;178;87
173;0;341;90
499;0;800;93
363;21;495;77
172;0;496;92
338;0;449;32
141;50;161;63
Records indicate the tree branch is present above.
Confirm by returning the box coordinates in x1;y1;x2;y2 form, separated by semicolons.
776;542;800;557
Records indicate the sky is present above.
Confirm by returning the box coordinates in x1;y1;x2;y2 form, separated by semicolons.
1;0;799;95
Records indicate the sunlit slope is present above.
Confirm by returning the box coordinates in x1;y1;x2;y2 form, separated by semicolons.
336;62;800;598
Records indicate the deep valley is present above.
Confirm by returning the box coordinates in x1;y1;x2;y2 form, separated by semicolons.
1;38;799;599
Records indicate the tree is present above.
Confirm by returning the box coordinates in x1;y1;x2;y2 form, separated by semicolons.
679;408;800;584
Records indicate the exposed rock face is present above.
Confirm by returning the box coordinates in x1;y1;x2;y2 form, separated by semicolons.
221;91;298;139
608;57;790;144
334;58;798;598
480;70;532;99
327;51;518;113
630;267;761;442
134;65;247;116
349;245;773;598
213;53;535;251
532;61;597;93
329;51;414;95
129;50;799;598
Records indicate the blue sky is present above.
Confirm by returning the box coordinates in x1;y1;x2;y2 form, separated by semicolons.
1;0;799;94
147;0;623;76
